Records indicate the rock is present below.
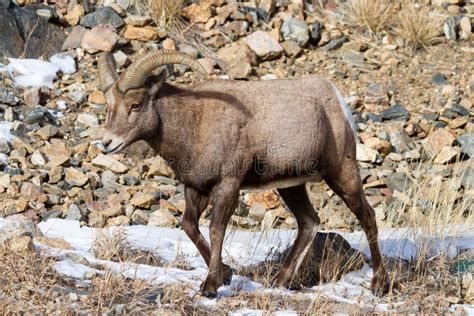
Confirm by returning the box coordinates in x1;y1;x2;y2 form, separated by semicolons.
0;87;19;106
385;123;416;154
1;4;65;59
322;36;347;51
21;182;42;201
123;25;158;41
309;22;322;44
148;209;179;227
65;168;89;187
434;146;460;164
66;203;83;221
92;154;128;173
65;4;84;26
80;7;124;29
62;26;87;50
248;232;365;287
6;235;34;252
23;87;41;107
76;113;99;129
444;16;457;40
106;215;130;227
34;236;72;250
218;42;256;79
281;17;309;47
258;0;276;16
430;73;448;85
247;191;280;209
385;172;414;192
36;125;58;140
131;192;155;209
459;16;472;39
379;105;410;121
243;31;284;61
356;143;380;163
456;133;474;157
181;3;212;23
422;128;456;159
30;151;46;167
460;167;474;189
281;40;302;57
248;202;267;221
81;24;119;53
131;209;149;225
146;157;173;178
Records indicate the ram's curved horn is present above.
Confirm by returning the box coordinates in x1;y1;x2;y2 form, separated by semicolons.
117;50;206;93
98;53;119;92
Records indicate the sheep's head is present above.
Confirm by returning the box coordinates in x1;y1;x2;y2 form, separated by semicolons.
98;50;206;153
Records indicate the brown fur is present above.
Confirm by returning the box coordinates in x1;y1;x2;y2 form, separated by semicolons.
102;75;391;298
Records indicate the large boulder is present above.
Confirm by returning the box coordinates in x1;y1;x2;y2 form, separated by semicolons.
0;3;65;60
241;232;366;288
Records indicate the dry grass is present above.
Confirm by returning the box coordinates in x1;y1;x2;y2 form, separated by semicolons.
92;228;163;266
132;0;186;33
339;0;397;36
395;1;442;51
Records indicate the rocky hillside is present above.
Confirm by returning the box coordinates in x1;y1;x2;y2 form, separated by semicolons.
0;0;472;233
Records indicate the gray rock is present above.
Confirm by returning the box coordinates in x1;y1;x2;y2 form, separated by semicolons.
26;108;59;126
0;87;19;106
385;123;416;154
309;22;322;45
243;31;284;61
385;172;414;193
456;133;474;157
430;73;448;85
379;105;410;121
444;16;457;40
80;7;125;29
281;17;309;47
0;5;23;60
66;204;82;221
322;36;347;51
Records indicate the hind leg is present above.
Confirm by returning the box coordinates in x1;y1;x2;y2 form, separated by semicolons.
322;158;390;296
272;184;320;288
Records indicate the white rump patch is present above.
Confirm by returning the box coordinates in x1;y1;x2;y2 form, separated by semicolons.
330;82;357;135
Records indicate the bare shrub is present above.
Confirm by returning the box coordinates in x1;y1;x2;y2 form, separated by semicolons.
92;229;163;266
395;1;441;51
132;0;186;33
339;0;397;35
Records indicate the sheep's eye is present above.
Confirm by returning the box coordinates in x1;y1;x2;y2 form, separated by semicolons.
131;103;141;110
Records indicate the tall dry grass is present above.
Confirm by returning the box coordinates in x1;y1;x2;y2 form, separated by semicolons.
338;0;397;35
395;1;442;51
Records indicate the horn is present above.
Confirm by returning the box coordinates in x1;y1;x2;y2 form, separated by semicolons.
98;53;118;92
117;50;206;93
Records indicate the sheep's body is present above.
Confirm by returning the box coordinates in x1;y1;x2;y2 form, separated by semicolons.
99;50;390;298
148;76;354;192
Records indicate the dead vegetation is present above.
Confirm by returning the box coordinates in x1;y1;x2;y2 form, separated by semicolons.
132;0;186;33
339;0;397;36
395;1;442;51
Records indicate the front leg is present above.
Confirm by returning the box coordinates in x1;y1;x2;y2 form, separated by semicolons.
200;177;240;298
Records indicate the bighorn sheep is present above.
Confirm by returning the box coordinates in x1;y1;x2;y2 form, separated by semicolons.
98;50;390;298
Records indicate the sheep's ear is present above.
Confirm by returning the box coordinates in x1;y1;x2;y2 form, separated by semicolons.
147;67;167;96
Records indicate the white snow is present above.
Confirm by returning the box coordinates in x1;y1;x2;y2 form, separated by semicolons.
0;121;13;143
1;218;471;312
49;54;76;74
3;55;76;88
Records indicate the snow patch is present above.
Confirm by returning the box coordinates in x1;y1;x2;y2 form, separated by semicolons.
0;121;13;143
4;55;76;88
49;54;76;74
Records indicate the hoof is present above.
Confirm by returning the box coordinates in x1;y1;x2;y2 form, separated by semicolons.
371;271;391;297
201;289;217;298
222;264;233;286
